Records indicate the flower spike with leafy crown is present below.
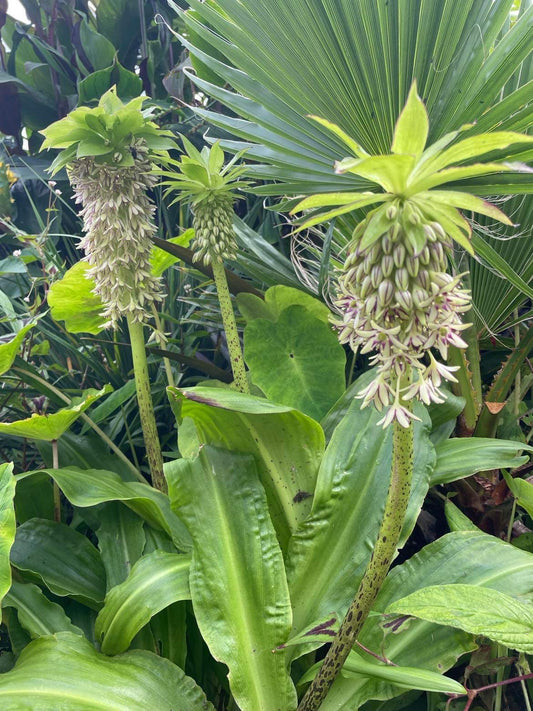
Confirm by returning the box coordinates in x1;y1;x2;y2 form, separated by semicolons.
40;87;176;329
159;137;250;265
292;81;533;427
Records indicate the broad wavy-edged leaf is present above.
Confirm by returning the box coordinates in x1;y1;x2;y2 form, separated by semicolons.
0;463;16;622
166;446;297;711
431;438;532;486
0;387;110;442
168;386;324;549
318;531;533;709
15;467;191;552
2;581;83;638
285;371;435;654
95;551;191;655
386;584;533;653
0;632;214;710
10;519;106;608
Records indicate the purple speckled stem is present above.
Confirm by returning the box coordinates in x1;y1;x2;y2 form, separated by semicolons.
297;412;414;711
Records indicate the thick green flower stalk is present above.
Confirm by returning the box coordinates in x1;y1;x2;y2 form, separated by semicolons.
161;139;250;393
41;88;176;491
295;83;533;711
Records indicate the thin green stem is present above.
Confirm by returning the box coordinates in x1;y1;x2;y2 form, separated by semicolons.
127;315;166;492
211;258;249;394
297;412;414;711
12;366;144;482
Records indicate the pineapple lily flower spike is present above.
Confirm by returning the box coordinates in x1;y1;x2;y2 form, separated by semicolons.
292;81;533;429
40;88;177;492
40;87;176;330
159;138;252;393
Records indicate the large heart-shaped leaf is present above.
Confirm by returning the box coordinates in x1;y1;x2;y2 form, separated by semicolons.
168;386;324;549
166;445;297;711
237;285;332;324
0;632;214;710
47;261;106;335
95;551;191;655
243;305;346;421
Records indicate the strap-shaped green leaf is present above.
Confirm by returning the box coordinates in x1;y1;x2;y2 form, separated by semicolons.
15;467;191;552
10;519;106;608
3;581;83;638
95;551;191;655
432;438;531;485
166;446;297;711
285;372;435;654
327;531;533;709
168;387;324;548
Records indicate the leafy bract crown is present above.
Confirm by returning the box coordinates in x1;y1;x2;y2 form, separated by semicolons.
40;87;176;174
292;82;533;254
159;137;250;207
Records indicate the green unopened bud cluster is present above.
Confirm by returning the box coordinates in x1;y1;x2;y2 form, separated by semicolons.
192;193;237;265
335;201;470;427
69;139;164;328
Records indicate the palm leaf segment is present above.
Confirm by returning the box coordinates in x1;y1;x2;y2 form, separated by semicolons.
160;138;250;265
292;84;533;427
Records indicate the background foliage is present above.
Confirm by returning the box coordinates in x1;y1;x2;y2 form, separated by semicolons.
0;1;532;710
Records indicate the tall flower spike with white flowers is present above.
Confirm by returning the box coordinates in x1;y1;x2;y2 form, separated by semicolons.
68;140;163;329
335;204;470;427
40;87;177;492
40;87;176;329
292;81;533;427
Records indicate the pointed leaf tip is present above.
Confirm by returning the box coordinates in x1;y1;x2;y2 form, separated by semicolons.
392;81;429;158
